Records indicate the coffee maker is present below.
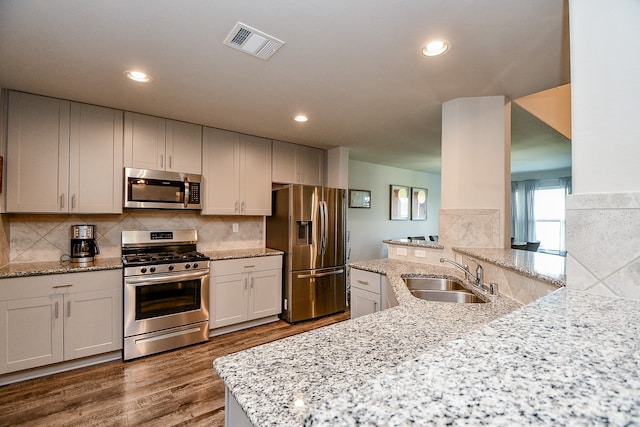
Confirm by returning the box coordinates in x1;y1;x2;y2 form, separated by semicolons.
70;225;99;265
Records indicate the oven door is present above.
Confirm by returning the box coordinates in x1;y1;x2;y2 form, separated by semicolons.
124;269;210;338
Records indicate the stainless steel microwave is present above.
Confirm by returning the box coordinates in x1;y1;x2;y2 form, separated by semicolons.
124;167;202;209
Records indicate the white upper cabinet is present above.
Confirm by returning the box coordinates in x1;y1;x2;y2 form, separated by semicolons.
202;127;272;215
124;112;202;174
69;102;124;213
6;91;123;213
272;140;324;186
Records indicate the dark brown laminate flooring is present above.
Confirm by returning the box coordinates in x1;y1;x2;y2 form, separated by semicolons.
0;311;350;427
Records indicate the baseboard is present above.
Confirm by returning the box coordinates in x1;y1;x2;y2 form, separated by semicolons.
0;351;122;386
209;316;279;337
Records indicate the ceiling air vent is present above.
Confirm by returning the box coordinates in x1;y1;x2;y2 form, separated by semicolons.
223;22;285;60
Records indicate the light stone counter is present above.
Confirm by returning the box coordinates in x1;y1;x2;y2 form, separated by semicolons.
0;248;283;280
214;258;522;426
203;247;283;261
454;247;566;287
0;257;123;279
306;288;640;426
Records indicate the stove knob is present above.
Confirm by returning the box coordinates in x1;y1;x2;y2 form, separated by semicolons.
150;267;156;273
193;263;199;269
168;265;174;271
141;267;147;274
185;263;191;269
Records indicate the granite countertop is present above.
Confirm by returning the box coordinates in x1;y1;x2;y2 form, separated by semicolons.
214;258;522;426
383;238;444;249
0;257;123;279
306;288;640;426
0;248;284;279
453;246;566;286
204;247;283;261
215;256;639;426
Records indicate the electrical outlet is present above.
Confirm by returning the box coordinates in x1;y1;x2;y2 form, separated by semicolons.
415;249;426;258
232;223;239;233
396;247;407;256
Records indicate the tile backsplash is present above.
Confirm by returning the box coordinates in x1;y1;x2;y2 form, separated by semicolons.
7;210;264;263
566;192;640;301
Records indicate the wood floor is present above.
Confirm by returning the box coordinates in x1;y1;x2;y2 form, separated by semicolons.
0;311;350;427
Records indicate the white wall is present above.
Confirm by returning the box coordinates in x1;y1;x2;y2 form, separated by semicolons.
347;160;441;262
565;0;640;301
569;0;640;194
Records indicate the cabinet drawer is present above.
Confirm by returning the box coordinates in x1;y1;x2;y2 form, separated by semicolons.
350;269;382;294
211;255;282;276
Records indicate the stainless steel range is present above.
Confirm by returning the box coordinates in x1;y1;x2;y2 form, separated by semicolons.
122;230;210;360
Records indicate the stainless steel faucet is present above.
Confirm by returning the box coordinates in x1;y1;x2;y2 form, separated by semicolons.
439;258;484;288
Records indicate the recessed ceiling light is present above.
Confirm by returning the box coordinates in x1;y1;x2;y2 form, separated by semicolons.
124;70;152;83
294;114;308;123
422;39;450;57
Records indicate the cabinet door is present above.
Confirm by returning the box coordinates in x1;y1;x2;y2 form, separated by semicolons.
6;91;70;212
248;269;282;320
297;145;324;186
165;120;202;174
64;288;123;360
0;296;64;374
202;127;240;215
271;140;298;183
211;273;248;328
240;135;272;215
123;112;165;170
350;287;380;319
69;103;123;213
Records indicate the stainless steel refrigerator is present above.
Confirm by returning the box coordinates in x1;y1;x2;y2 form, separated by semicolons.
266;184;346;323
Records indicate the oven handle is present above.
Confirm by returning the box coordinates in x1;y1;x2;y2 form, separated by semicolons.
125;270;209;285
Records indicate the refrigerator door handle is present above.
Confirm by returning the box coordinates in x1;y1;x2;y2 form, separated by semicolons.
297;269;344;279
319;201;327;256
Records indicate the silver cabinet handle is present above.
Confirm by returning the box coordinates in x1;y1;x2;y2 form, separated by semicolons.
71;194;76;209
60;194;65;209
244;278;247;290
160;154;164;169
53;284;73;289
54;301;59;319
235;201;239;213
243;265;256;269
169;155;172;169
356;279;369;285
67;301;71;318
250;277;254;289
241;201;246;213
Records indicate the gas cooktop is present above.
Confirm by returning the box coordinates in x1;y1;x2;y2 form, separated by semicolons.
122;251;209;266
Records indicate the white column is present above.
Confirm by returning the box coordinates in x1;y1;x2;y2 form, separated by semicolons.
566;0;640;300
440;96;511;249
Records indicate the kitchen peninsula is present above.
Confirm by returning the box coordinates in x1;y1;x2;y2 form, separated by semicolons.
214;248;640;426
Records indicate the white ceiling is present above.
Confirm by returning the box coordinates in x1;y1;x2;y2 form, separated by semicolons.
0;0;571;174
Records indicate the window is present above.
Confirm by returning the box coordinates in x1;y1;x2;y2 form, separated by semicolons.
511;177;571;255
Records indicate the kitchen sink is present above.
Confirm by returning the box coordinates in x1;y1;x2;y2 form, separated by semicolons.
403;277;487;303
403;277;467;291
409;289;487;303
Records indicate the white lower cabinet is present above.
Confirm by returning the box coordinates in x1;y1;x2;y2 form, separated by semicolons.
210;256;283;330
350;268;397;319
0;270;123;374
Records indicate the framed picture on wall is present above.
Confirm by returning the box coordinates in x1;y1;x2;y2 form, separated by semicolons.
390;185;410;220
349;189;371;208
411;187;428;220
